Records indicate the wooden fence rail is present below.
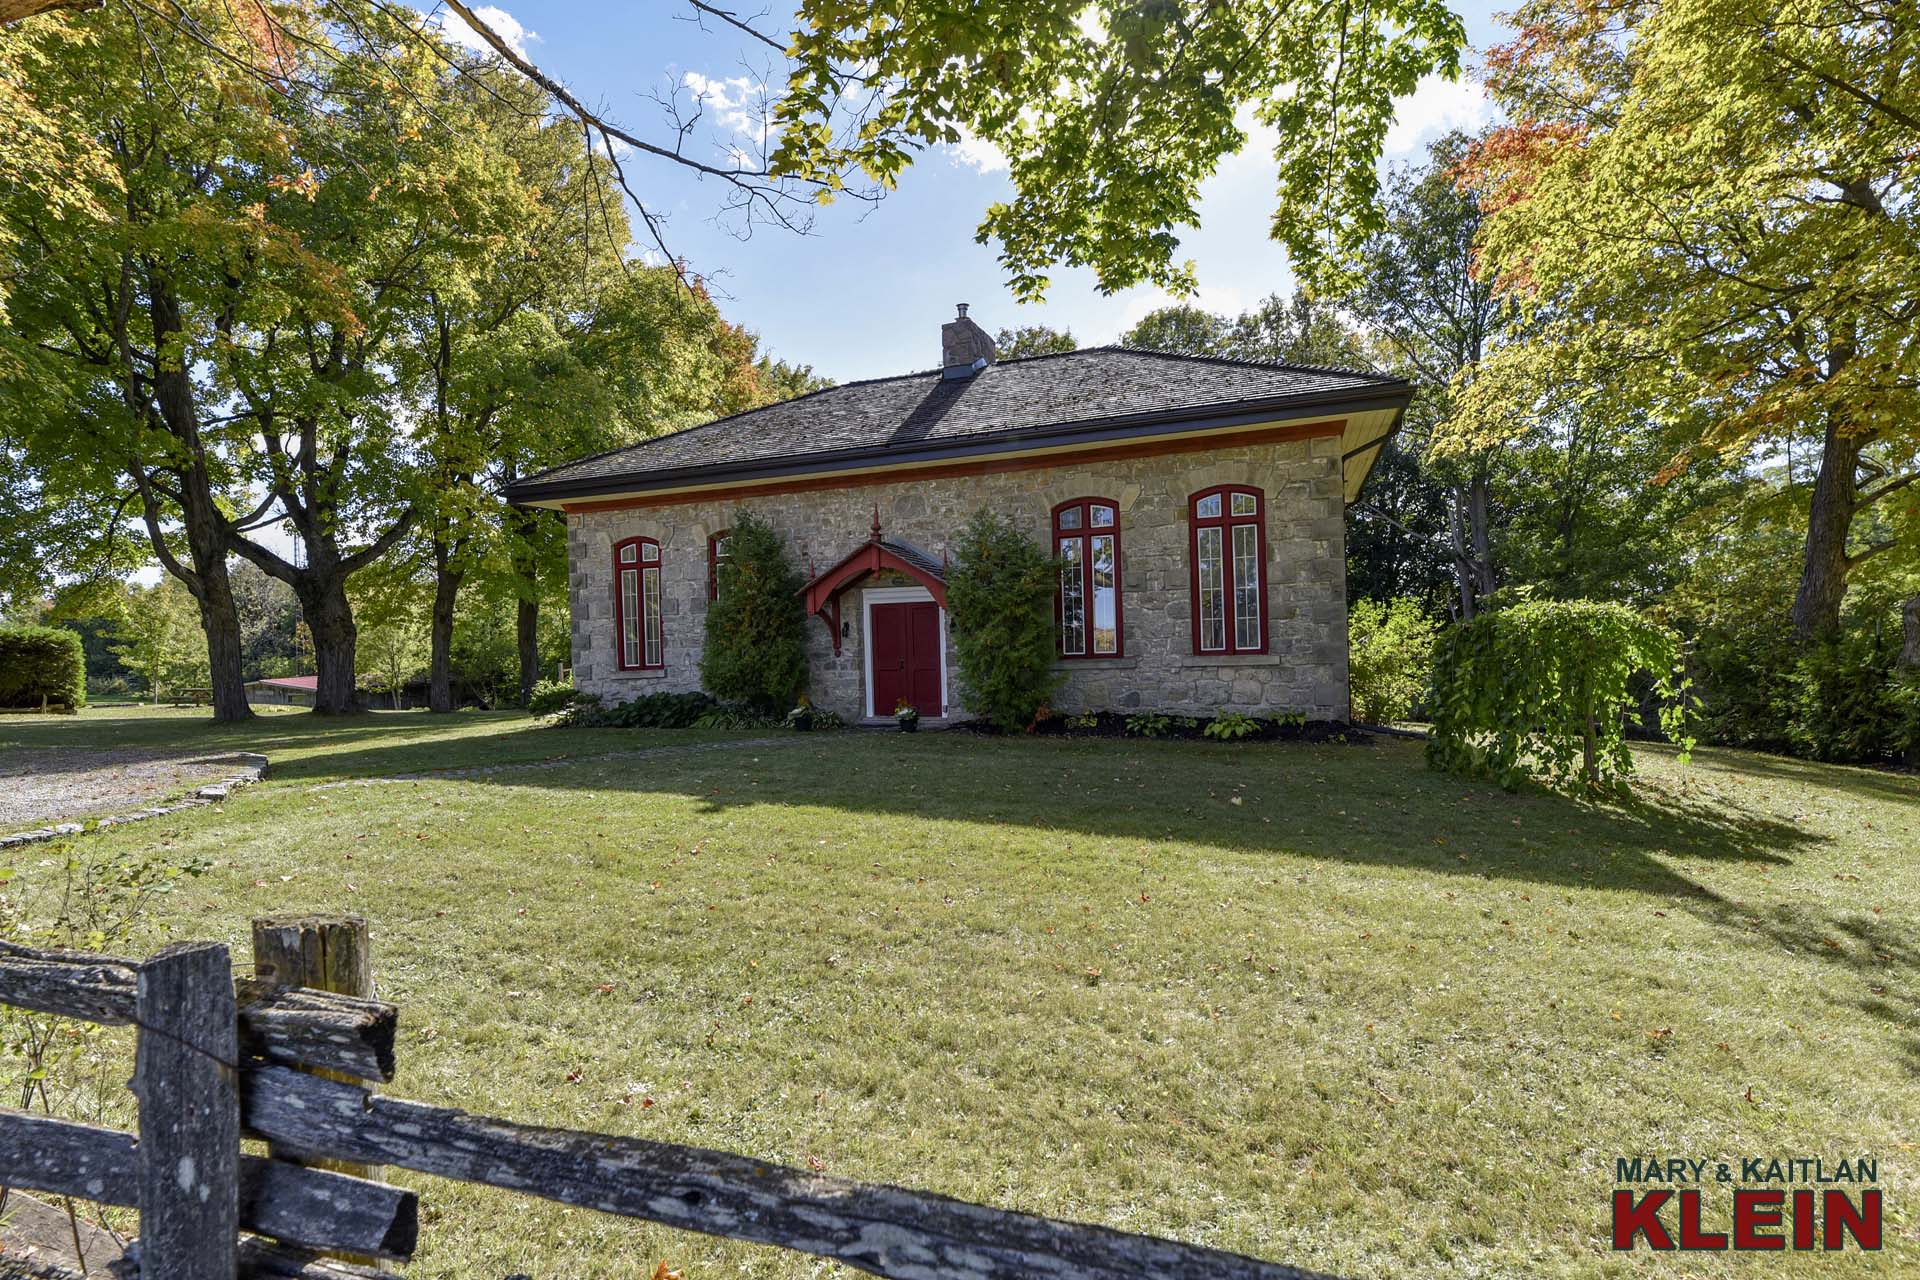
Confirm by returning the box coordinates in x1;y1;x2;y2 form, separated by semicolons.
0;921;1337;1280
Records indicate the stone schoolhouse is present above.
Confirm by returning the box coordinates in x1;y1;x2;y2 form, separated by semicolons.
506;307;1412;724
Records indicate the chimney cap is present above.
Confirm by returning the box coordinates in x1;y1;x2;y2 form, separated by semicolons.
955;303;969;318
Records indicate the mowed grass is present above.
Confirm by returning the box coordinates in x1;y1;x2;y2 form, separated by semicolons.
3;707;1916;1278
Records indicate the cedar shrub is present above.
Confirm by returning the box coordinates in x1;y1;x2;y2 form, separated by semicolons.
946;508;1062;730
699;510;809;713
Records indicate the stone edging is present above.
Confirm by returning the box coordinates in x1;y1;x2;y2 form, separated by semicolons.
0;752;269;849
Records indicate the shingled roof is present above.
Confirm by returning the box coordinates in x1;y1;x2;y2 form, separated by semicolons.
508;346;1411;506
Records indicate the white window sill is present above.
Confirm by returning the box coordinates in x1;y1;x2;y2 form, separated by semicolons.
1053;657;1140;672
1179;653;1281;668
606;668;669;681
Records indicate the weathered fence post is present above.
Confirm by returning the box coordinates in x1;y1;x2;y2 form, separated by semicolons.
134;941;239;1280
251;915;380;1188
251;915;373;1003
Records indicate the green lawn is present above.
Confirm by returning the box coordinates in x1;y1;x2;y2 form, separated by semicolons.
2;707;1914;1278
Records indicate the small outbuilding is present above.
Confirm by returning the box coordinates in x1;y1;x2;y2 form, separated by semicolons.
245;675;318;707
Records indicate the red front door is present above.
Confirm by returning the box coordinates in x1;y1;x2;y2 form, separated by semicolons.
870;601;942;717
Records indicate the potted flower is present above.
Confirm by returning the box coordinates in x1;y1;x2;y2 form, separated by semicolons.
893;698;920;732
786;693;815;732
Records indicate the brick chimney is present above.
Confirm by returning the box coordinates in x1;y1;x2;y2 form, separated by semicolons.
940;303;996;379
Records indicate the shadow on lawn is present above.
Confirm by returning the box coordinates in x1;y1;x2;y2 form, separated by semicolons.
0;709;541;782
1685;746;1920;810
389;733;1829;901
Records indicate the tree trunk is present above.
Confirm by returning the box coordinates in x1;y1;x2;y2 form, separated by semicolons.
135;475;252;722
517;597;539;705
428;543;462;714
298;574;362;715
1791;422;1863;642
1901;594;1920;670
196;559;253;722
134;276;253;722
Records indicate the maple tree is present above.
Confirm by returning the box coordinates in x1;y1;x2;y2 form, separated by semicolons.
1458;0;1919;640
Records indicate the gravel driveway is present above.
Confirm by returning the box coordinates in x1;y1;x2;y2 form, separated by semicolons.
0;747;254;830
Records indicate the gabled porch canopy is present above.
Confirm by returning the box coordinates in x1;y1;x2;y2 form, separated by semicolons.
799;516;947;655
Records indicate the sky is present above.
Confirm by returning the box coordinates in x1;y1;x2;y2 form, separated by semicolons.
430;2;1511;384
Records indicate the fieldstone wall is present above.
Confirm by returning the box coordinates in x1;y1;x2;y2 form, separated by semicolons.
567;433;1350;720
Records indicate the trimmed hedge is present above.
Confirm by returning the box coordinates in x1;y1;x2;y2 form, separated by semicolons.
0;625;87;712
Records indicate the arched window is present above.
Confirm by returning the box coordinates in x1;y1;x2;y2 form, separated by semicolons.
612;536;663;670
1189;486;1267;655
708;530;730;602
1053;498;1122;658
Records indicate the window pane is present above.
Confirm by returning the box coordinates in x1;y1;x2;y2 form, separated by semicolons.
1058;537;1085;655
713;535;729;560
1090;533;1117;654
1231;491;1257;516
640;542;659;563
1197;527;1225;651
1057;507;1082;530
618;544;637;564
643;567;661;666
1233;524;1261;650
619;568;640;666
1195;493;1221;519
1090;504;1114;528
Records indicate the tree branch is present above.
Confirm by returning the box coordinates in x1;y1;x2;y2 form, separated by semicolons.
1854;470;1919;513
338;505;417;575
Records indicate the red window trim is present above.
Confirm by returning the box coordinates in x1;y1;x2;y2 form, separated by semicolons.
1052;497;1125;659
612;536;664;671
1187;485;1269;656
707;529;730;602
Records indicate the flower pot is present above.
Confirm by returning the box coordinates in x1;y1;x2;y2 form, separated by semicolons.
898;718;918;733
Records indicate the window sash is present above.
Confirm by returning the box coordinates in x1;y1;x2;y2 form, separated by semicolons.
709;534;730;601
1197;526;1226;652
642;566;661;667
1232;523;1261;651
618;567;641;668
1090;532;1117;655
1058;537;1086;656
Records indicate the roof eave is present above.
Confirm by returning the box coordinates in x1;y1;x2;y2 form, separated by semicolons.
506;383;1415;508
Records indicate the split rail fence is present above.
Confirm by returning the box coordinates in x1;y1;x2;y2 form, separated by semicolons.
0;916;1335;1280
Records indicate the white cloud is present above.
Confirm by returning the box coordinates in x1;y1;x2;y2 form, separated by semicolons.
1383;74;1489;156
681;71;767;138
431;4;538;58
1117;284;1245;333
945;128;1008;174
